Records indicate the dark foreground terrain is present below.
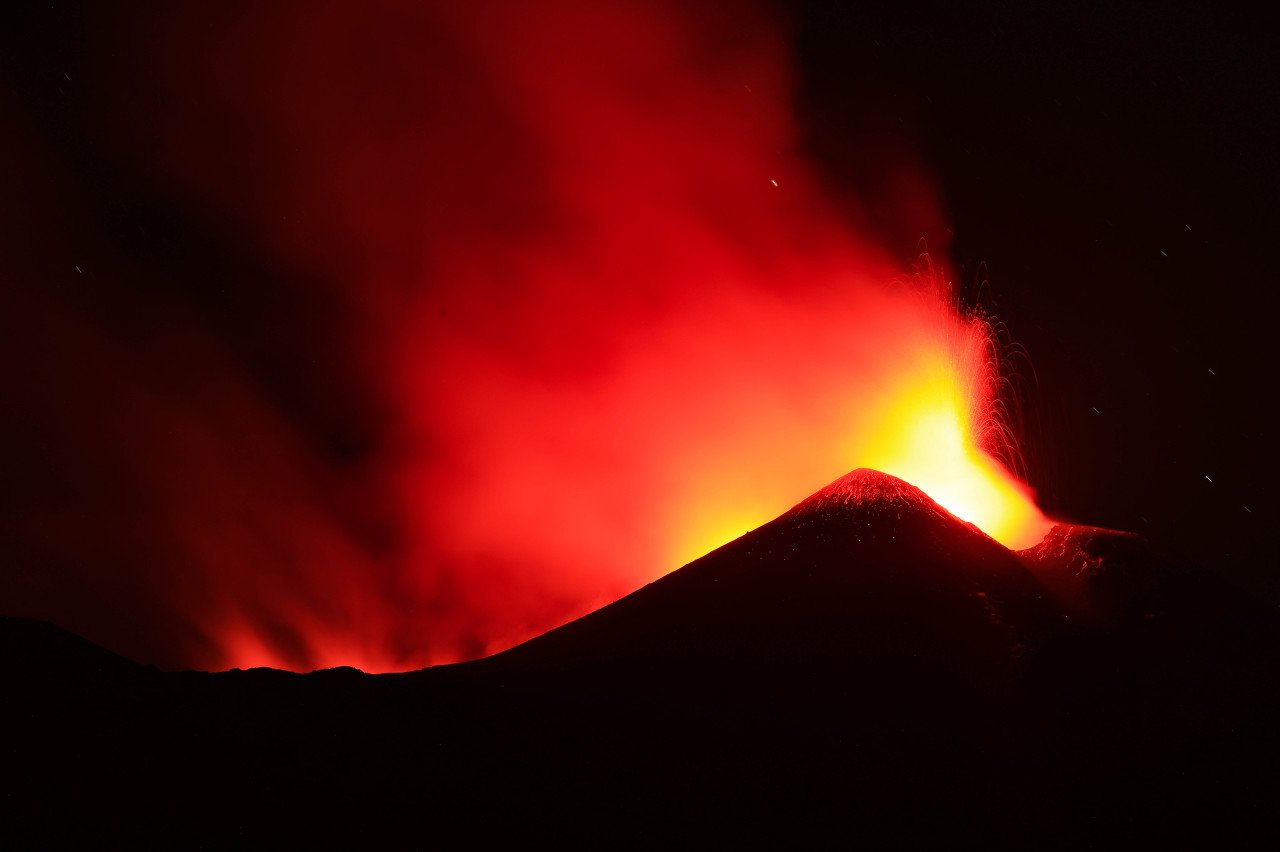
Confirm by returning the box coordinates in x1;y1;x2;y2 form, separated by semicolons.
3;470;1277;847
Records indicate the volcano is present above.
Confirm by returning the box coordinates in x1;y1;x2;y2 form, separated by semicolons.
485;469;1057;680
3;469;1277;847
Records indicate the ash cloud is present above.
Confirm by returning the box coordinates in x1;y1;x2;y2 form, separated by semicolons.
1;1;981;670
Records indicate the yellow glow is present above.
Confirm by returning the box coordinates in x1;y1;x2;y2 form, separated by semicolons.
678;511;763;564
667;347;1052;567
852;368;1051;549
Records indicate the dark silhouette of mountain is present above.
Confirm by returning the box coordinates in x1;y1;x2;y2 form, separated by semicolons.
0;616;150;681
2;469;1277;847
487;469;1056;683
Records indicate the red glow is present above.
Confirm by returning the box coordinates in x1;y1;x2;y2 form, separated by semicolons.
4;0;1050;672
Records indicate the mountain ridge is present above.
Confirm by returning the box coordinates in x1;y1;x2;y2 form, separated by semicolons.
2;468;1276;847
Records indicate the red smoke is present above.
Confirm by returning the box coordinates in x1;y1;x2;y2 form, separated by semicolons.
1;0;1047;671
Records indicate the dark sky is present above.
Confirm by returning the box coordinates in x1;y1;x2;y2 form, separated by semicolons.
792;0;1278;589
2;0;1276;669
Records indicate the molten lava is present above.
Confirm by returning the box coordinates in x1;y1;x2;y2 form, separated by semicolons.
664;295;1050;565
849;339;1050;550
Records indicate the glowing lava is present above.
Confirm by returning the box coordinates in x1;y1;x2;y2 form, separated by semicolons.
666;293;1051;564
847;354;1051;550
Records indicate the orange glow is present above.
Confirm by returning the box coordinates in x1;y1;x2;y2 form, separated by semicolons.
23;0;1055;672
841;356;1051;550
663;293;1051;566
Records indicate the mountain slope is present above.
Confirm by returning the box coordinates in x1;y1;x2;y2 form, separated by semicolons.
487;469;1058;681
1;469;1277;847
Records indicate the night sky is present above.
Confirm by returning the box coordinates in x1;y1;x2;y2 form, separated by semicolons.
793;0;1277;586
2;0;1276;670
